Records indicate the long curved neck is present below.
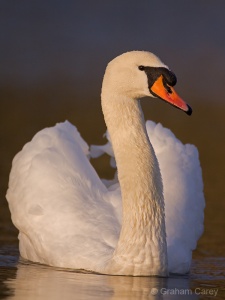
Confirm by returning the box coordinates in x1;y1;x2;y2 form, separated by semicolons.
101;90;168;276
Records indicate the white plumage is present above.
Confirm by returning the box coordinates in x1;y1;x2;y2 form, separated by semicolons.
92;120;204;273
7;51;204;276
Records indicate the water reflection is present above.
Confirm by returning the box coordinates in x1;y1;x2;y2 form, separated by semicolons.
4;260;199;300
1;245;224;300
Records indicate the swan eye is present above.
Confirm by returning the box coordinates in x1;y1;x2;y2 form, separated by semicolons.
138;65;145;71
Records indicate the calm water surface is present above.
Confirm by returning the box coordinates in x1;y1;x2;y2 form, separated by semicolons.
0;245;224;300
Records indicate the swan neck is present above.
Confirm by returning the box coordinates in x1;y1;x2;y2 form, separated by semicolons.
101;90;168;276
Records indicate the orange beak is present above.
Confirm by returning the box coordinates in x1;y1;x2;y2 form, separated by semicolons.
151;75;192;115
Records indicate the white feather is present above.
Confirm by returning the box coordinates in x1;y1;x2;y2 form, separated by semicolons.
6;51;205;276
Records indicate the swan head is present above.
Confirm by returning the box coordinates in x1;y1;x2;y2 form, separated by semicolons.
102;51;192;115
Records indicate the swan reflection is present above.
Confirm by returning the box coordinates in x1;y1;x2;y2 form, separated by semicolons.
4;260;198;300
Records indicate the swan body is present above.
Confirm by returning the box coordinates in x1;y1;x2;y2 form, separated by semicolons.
7;51;204;276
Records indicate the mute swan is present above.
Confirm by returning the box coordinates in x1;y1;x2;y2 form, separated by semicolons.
6;51;204;276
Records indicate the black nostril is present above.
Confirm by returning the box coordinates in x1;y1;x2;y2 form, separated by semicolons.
163;77;172;94
165;85;172;94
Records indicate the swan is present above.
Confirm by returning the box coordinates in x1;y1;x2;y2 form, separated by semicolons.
6;51;204;276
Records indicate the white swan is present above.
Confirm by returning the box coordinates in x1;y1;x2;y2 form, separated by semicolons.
6;51;204;276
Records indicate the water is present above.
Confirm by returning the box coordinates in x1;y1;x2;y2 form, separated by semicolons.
0;244;224;300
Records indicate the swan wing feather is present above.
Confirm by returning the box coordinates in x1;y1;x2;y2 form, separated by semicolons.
7;121;120;270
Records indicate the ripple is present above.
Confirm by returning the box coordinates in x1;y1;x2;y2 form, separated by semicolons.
0;246;225;300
